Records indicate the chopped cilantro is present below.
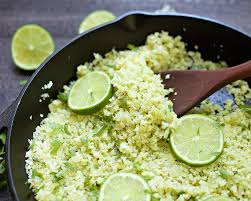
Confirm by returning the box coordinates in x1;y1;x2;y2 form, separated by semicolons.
0;132;7;189
19;79;28;86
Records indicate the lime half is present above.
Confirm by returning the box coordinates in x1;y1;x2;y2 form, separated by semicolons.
11;24;55;70
99;173;151;201
199;195;234;201
78;10;115;34
68;71;112;114
170;114;224;167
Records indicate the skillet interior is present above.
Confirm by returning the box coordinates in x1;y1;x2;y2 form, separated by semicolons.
7;12;251;201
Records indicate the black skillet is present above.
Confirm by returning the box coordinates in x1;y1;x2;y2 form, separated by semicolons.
1;11;251;201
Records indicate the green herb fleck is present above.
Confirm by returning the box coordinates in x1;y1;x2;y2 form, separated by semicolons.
0;133;6;145
106;64;115;68
120;97;129;108
63;124;71;135
219;169;230;180
19;79;28;86
50;139;62;155
144;188;151;194
0;132;7;189
55;170;66;180
127;44;138;50
32;169;43;178
65;162;76;172
91;125;107;137
90;185;100;197
57;91;69;102
240;104;251;115
0;160;6;174
151;198;160;201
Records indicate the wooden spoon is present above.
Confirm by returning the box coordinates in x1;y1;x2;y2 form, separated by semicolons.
160;60;251;117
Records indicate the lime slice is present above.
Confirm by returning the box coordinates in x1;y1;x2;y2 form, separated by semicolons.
78;10;115;34
68;71;113;114
170;114;224;167
199;195;234;201
11;24;55;70
99;173;151;201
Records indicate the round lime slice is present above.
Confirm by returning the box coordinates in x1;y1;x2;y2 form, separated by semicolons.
99;173;151;201
78;10;115;34
199;195;234;201
68;71;113;114
170;114;224;167
11;24;55;70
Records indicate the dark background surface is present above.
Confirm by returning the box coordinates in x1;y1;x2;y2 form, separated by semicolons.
0;0;251;200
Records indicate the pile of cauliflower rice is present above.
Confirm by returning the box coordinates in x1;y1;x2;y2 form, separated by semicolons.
25;31;251;201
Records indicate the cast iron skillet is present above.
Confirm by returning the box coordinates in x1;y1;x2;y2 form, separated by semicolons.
1;11;251;201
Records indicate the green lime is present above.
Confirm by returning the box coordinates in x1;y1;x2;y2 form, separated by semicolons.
11;24;55;70
199;195;234;201
68;71;113;114
78;10;115;34
170;114;224;167
99;173;151;201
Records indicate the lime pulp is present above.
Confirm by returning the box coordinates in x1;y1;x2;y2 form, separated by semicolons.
11;24;55;70
68;71;113;114
99;173;151;201
78;10;115;34
170;114;224;167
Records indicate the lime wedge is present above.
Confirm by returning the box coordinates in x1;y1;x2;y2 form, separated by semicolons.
199;195;234;201
170;114;224;167
78;10;115;34
99;173;151;201
11;24;55;70
68;71;113;114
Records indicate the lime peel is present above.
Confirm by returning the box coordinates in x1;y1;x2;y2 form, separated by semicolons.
198;195;234;201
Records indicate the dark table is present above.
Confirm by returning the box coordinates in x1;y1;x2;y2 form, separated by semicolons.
0;0;251;200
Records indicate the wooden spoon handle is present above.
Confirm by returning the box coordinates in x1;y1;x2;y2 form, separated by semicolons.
204;60;251;91
221;59;251;83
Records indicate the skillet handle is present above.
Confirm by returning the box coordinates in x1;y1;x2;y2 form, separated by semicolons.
0;102;16;132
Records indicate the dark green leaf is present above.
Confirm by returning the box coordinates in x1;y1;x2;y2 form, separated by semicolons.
120;97;129;108
219;169;230;180
240;104;251;114
32;169;43;178
0;132;6;145
0;161;6;174
90;185;99;197
50;139;62;155
0;147;4;155
0;180;7;189
57;91;68;102
0;132;7;189
63;124;71;135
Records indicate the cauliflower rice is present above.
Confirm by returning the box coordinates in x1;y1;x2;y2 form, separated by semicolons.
25;32;251;201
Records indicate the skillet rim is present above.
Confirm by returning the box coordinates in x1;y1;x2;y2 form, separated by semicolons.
6;11;251;201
